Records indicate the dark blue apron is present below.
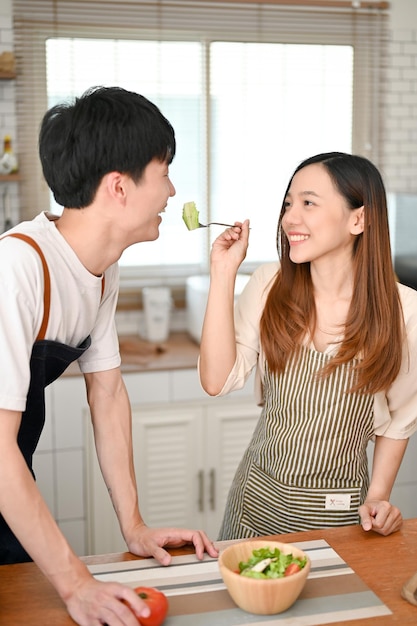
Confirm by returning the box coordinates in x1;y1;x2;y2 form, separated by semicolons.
0;234;94;563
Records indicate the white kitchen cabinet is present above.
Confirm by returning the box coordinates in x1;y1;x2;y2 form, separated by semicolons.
132;399;261;538
36;364;417;558
33;375;88;556
86;393;261;555
203;401;262;537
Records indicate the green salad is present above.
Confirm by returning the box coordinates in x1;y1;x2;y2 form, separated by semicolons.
238;546;307;579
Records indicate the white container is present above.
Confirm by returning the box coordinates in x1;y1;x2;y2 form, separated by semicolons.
142;287;172;343
186;274;250;343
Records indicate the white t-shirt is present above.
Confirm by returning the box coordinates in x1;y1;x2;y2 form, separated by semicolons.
208;261;417;440
0;212;121;412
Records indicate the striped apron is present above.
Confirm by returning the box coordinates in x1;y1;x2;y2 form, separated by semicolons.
218;345;374;540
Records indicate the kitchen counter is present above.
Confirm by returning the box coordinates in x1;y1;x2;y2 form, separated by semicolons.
63;331;200;376
1;519;417;625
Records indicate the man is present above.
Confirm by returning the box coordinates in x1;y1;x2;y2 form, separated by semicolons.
0;86;217;626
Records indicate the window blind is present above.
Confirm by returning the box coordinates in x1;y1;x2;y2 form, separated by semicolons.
13;0;389;260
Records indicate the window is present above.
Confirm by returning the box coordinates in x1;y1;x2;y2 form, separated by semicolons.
14;1;388;285
45;37;353;275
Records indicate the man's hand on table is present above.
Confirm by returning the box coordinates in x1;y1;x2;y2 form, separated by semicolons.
359;499;403;536
66;576;152;626
125;523;219;565
64;522;219;626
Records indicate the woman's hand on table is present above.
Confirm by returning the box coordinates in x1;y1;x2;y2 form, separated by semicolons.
125;524;219;565
359;499;403;536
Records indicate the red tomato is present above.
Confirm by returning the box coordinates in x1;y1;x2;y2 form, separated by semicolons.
284;563;301;577
133;586;169;626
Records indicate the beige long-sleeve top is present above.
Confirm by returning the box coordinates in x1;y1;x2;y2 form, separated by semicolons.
209;261;417;440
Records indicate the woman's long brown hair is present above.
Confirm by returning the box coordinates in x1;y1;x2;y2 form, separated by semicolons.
260;152;404;394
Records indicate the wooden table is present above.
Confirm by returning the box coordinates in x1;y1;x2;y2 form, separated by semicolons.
1;519;417;625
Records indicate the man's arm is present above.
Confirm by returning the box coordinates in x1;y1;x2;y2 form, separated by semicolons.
0;408;149;625
84;367;218;564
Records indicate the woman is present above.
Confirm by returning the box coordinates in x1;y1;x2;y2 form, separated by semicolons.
199;152;417;539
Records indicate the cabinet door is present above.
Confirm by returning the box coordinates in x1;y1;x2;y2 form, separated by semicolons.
204;400;261;538
86;403;205;554
132;404;205;529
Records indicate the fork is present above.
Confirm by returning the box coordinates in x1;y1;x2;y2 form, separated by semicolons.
196;221;236;229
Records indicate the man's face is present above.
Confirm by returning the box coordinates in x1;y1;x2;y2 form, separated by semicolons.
125;158;176;244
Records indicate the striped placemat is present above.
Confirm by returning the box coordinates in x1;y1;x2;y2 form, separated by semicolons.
89;539;391;625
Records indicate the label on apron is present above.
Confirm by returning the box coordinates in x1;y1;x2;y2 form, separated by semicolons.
325;493;351;511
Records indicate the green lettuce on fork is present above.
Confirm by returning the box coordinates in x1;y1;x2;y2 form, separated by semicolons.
182;201;200;230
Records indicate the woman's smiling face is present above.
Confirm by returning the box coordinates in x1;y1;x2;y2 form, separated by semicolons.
281;162;364;267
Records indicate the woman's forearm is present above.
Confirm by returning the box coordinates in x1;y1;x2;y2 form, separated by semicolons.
199;221;250;396
366;435;408;501
199;268;238;395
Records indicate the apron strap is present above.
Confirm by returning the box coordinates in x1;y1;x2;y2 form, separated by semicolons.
2;232;106;340
5;233;51;341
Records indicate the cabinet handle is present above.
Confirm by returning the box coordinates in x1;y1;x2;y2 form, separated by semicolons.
209;468;216;510
198;469;204;512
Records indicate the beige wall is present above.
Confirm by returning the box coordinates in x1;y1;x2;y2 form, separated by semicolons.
380;0;417;192
392;0;417;29
0;0;11;17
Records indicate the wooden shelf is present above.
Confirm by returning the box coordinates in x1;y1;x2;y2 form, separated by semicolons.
0;71;16;80
0;173;20;182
